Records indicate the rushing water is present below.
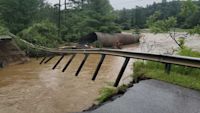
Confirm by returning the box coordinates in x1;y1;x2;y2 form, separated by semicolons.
0;33;199;113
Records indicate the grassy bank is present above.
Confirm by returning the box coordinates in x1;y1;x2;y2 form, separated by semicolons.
133;47;200;91
97;85;129;103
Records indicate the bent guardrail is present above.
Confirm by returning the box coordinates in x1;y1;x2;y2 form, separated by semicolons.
40;48;200;87
10;36;200;87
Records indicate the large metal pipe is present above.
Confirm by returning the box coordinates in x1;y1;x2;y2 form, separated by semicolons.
79;32;140;47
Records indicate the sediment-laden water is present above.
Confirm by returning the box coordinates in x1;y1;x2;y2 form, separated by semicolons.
0;33;199;113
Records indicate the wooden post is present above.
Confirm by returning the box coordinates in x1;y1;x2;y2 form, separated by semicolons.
62;54;76;72
114;57;130;87
92;54;106;81
75;54;89;76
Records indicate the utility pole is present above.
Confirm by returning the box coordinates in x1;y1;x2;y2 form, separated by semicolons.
65;0;67;10
64;0;67;24
58;0;61;38
131;9;135;28
162;0;167;3
81;0;84;8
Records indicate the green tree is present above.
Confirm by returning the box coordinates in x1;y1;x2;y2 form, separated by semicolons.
0;25;9;35
18;20;60;47
180;0;198;17
190;25;200;35
61;0;121;42
147;11;181;47
0;0;42;34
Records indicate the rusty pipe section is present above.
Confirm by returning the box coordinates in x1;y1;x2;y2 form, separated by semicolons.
79;32;140;47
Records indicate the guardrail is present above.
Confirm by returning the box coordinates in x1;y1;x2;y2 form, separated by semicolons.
40;48;200;87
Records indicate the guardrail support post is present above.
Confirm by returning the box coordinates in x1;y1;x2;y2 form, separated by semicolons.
75;54;89;76
92;54;106;81
62;54;76;72
114;57;130;87
44;56;55;64
40;56;47;64
52;55;65;70
165;63;171;74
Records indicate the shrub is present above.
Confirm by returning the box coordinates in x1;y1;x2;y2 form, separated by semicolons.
0;25;9;35
18;20;61;48
17;21;62;56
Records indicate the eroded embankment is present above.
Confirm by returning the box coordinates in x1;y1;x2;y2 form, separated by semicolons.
0;40;28;68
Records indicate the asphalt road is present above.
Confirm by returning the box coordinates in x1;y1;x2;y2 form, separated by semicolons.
82;80;200;113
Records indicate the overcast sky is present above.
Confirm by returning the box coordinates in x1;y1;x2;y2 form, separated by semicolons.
46;0;163;9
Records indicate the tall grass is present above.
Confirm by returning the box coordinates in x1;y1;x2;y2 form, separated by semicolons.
133;47;200;91
97;85;128;103
97;87;118;103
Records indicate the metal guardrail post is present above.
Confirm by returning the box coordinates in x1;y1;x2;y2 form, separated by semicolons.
92;54;106;81
75;54;89;76
114;57;130;87
44;56;55;64
165;63;172;74
36;48;200;87
40;56;47;64
52;55;65;70
62;54;76;72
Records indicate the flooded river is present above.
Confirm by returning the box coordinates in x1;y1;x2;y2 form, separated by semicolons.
0;33;199;113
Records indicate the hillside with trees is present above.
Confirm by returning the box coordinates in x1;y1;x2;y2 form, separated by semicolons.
115;0;200;29
0;0;120;46
0;0;200;48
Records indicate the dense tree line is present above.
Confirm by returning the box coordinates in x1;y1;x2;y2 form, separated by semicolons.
0;0;120;44
115;0;200;29
0;0;199;49
60;0;121;42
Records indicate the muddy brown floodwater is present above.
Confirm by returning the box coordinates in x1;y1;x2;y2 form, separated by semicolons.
0;33;199;113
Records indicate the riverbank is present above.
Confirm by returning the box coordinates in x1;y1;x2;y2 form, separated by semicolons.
133;47;200;91
0;38;28;68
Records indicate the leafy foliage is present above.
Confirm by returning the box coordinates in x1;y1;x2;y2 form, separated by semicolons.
0;0;42;34
61;0;121;42
18;21;61;48
180;0;198;17
116;0;200;29
147;11;177;33
0;25;9;35
189;25;200;35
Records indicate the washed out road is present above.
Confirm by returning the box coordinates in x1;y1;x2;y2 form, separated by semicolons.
83;80;200;113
